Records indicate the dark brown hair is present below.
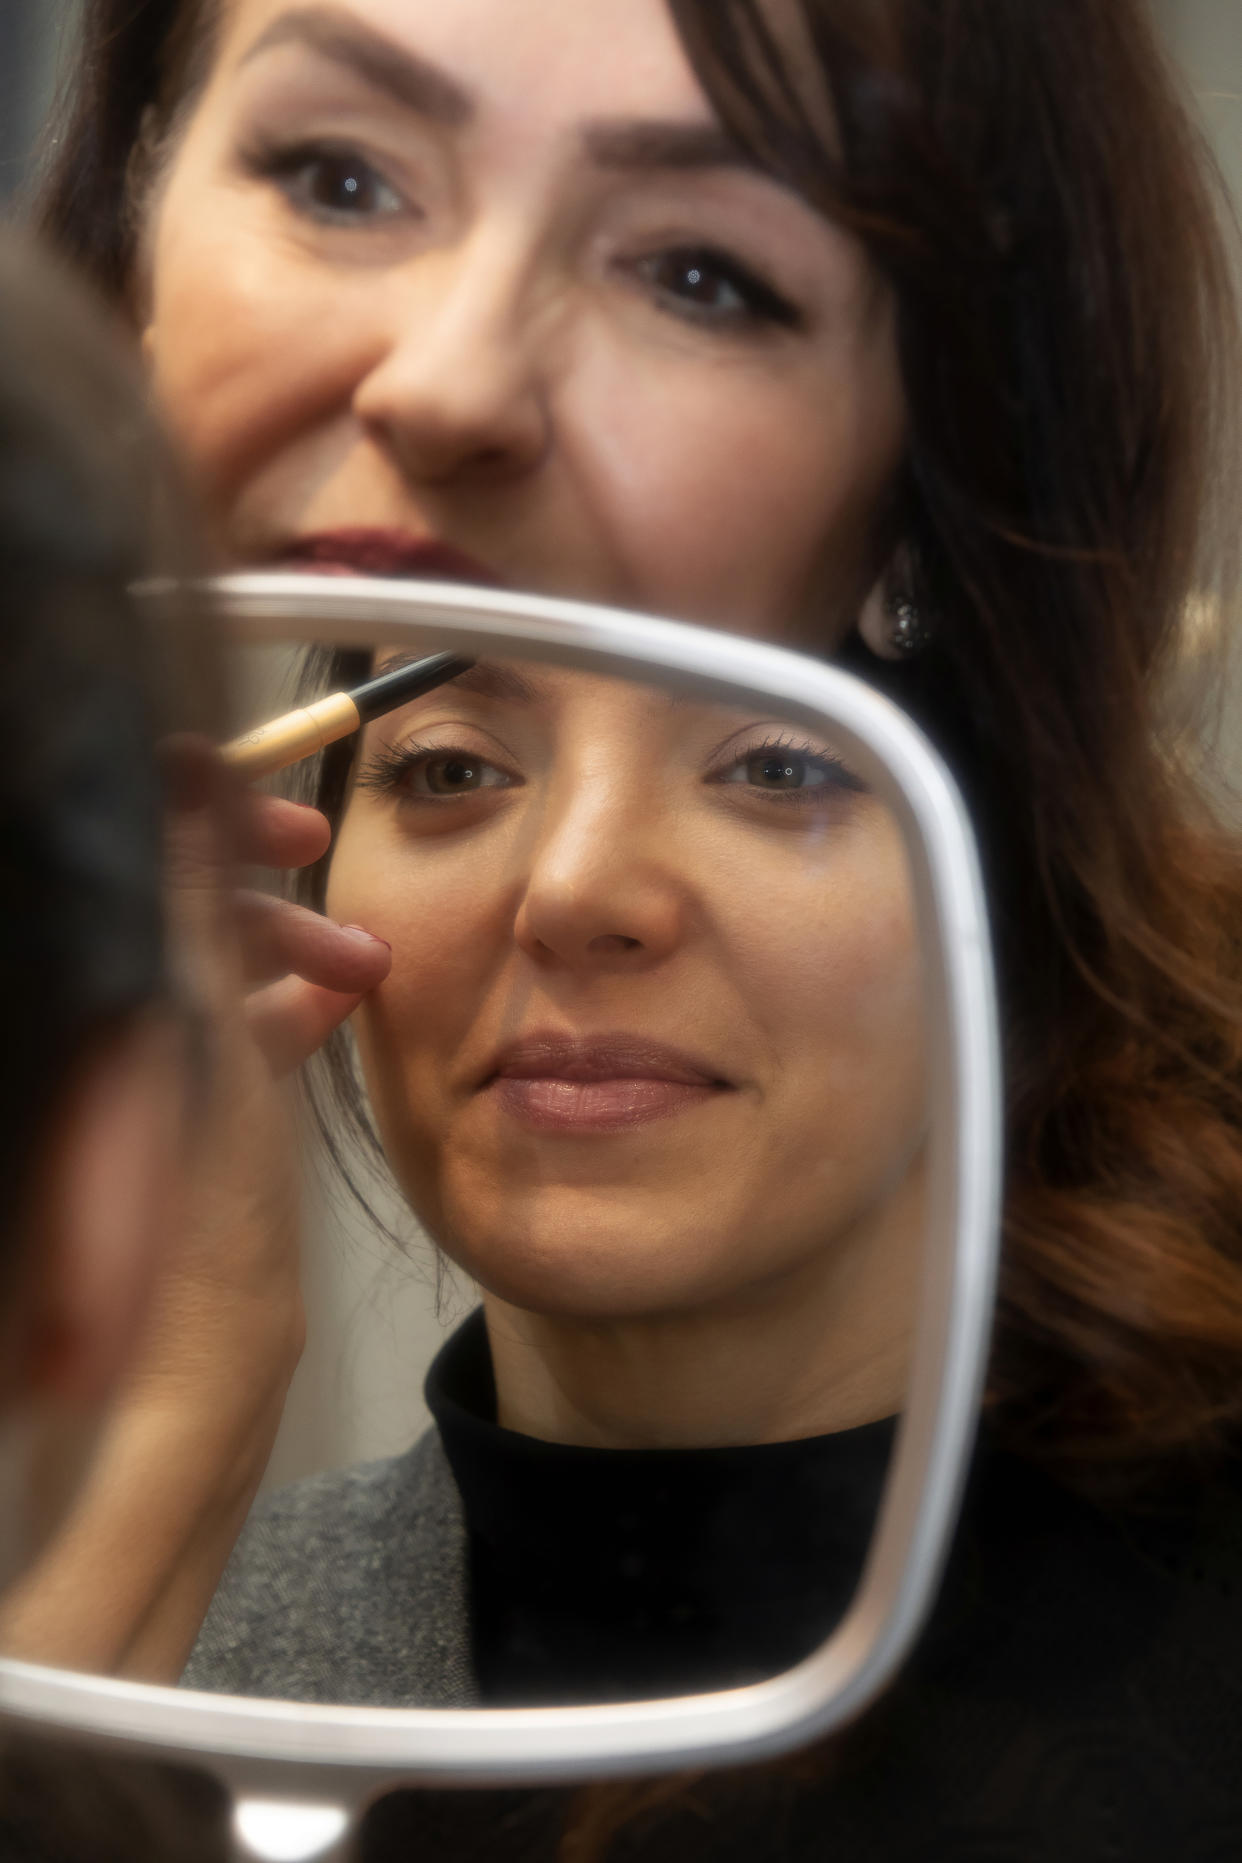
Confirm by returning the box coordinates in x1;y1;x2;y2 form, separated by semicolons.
31;0;1242;1492
669;0;1242;1486
0;1736;229;1863
0;229;228;1863
0;229;218;1281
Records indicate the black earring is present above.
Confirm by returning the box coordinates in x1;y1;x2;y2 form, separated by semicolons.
884;586;933;657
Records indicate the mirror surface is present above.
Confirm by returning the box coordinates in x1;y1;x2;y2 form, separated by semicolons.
2;623;933;1720
191;635;926;1710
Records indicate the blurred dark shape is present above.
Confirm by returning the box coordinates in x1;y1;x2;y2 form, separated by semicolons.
0;1737;229;1863
1;3;77;206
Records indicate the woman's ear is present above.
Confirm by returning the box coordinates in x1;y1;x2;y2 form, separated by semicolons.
16;1014;188;1410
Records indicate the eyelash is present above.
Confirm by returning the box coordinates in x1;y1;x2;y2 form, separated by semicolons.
239;139;799;332
354;741;516;800
355;736;863;806
630;248;802;332
710;734;866;804
240;137;411;223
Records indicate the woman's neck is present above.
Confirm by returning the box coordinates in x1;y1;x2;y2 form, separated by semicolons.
483;1169;923;1449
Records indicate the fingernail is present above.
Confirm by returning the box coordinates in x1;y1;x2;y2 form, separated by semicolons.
342;924;391;950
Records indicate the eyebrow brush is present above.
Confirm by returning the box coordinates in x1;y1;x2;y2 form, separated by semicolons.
221;651;474;780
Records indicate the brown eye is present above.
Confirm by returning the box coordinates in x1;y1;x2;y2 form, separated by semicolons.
397;749;515;799
709;740;867;804
304;153;399;217
634;247;801;330
356;741;519;806
648;253;746;314
416;755;495;796
251;139;409;222
744;752;831;791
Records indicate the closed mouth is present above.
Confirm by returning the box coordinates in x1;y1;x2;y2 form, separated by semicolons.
275;529;505;586
480;1034;735;1134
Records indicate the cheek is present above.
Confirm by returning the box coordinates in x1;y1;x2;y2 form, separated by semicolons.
564;326;903;635
729;852;925;1143
324;812;512;1105
147;163;383;509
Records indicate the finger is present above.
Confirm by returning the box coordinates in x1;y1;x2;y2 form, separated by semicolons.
162;741;239;972
245;976;368;1077
237;793;332;870
236;892;392;991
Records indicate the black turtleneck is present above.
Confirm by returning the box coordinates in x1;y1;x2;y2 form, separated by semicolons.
358;1309;1242;1863
426;1308;895;1705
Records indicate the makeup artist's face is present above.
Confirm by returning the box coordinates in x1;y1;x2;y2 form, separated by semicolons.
325;667;926;1319
144;0;904;640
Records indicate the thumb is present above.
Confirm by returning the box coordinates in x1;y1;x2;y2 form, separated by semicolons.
245;978;368;1078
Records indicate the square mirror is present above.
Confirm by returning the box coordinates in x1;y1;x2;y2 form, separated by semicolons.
0;575;1001;1862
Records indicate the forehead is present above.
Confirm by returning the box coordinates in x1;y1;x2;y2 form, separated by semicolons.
212;0;715;127
367;656;796;739
374;656;688;712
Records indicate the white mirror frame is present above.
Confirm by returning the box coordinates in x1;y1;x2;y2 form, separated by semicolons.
0;577;1002;1860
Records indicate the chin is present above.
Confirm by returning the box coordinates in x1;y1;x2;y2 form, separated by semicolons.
431;1195;735;1322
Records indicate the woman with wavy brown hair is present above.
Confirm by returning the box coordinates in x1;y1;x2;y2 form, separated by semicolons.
28;0;1242;1856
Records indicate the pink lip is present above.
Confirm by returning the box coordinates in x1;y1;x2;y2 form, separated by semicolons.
276;529;505;586
482;1034;734;1134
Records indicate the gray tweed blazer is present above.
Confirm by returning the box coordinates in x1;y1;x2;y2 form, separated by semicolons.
181;1429;478;1707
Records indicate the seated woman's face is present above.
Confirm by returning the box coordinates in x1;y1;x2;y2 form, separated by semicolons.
145;0;904;643
325;666;926;1319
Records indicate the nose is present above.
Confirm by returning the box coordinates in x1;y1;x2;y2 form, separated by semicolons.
513;781;690;973
352;240;551;485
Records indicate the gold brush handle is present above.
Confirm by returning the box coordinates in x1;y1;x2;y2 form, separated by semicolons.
220;691;361;780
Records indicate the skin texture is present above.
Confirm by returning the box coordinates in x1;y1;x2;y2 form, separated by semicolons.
144;0;921;1442
326;667;926;1444
144;0;905;641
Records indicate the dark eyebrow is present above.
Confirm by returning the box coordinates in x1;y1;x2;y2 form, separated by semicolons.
373;655;541;705
237;9;759;177
583;120;763;176
238;6;473;127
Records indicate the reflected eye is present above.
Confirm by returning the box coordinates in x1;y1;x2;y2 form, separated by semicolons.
712;738;866;804
634;247;801;330
742;752;832;792
245;140;407;222
405;752;509;797
355;741;517;804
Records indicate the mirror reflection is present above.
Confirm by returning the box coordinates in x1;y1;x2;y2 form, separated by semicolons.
184;646;923;1709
